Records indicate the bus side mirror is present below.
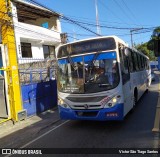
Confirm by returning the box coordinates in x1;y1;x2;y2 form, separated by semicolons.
124;48;129;56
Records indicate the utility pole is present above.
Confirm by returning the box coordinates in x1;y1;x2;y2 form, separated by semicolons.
73;29;76;41
0;0;23;122
95;0;101;35
60;33;68;44
130;28;143;47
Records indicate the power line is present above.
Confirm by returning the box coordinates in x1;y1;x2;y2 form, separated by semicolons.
61;19;156;30
4;0;157;45
9;5;158;32
121;0;140;24
112;0;135;23
13;19;154;46
62;13;156;28
99;0;127;24
68;29;153;38
26;0;101;36
61;16;100;36
14;0;158;39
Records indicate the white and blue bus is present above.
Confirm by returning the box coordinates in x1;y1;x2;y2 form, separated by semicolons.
57;36;151;121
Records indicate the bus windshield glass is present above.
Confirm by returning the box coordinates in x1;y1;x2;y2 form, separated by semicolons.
57;52;120;94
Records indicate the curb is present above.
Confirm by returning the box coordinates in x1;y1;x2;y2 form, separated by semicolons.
0;107;60;141
152;71;160;132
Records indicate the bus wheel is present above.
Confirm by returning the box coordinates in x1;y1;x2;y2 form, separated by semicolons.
146;88;149;93
146;82;149;93
146;79;150;93
133;95;136;107
132;90;138;111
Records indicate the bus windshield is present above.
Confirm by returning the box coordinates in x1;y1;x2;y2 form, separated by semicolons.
57;52;120;94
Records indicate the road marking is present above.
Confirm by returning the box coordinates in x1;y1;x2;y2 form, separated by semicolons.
21;120;70;148
4;120;70;157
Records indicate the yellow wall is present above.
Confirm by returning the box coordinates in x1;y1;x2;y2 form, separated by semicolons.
0;0;23;121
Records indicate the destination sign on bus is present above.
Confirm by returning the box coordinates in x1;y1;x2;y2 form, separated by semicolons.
58;37;116;58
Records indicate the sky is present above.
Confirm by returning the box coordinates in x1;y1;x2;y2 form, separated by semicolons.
33;0;160;47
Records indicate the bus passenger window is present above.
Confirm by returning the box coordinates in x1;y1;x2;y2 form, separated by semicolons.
133;52;139;71
127;48;133;72
137;54;142;70
119;46;130;84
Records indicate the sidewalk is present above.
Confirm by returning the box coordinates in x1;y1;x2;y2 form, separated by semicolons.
0;107;60;148
152;70;160;132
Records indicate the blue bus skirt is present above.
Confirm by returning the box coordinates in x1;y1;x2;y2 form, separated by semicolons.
58;103;124;121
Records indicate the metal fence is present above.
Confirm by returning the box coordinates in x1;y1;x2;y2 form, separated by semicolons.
18;58;57;85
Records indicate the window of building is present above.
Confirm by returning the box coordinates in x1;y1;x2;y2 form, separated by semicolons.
41;22;49;29
43;45;55;59
21;42;32;58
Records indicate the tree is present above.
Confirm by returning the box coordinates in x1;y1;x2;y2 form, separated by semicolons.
147;26;160;56
152;26;160;40
134;26;160;60
135;42;156;61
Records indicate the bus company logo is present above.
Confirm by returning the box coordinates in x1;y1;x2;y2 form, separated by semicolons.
84;104;89;109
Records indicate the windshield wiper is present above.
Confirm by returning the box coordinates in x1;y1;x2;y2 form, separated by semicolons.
88;51;100;68
85;52;101;83
67;55;77;70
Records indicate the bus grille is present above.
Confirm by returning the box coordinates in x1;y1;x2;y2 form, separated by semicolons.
70;104;102;110
66;96;106;102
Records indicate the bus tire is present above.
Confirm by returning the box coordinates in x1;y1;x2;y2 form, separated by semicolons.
131;89;138;113
146;81;149;93
146;88;149;93
131;93;136;113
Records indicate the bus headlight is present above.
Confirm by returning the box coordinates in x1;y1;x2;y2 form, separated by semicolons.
104;95;121;108
58;98;70;108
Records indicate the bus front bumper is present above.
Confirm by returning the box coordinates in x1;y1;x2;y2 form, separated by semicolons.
58;103;124;121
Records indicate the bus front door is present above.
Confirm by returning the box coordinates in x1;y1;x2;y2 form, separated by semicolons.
120;48;132;115
122;72;132;115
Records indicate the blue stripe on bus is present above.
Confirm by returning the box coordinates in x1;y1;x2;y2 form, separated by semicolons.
58;103;124;121
58;52;117;64
58;59;68;64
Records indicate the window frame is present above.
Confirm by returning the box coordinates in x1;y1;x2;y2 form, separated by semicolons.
21;42;32;58
43;45;55;59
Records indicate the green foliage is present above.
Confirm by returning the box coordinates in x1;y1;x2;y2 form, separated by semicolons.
135;26;160;60
152;26;160;39
147;39;154;50
147;26;160;51
147;26;160;56
135;42;156;61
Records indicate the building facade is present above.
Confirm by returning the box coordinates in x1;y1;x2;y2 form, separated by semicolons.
11;0;62;63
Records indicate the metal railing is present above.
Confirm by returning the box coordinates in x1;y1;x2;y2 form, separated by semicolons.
18;58;57;85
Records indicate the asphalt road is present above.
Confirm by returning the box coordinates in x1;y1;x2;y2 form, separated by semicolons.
15;74;159;157
2;74;160;157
